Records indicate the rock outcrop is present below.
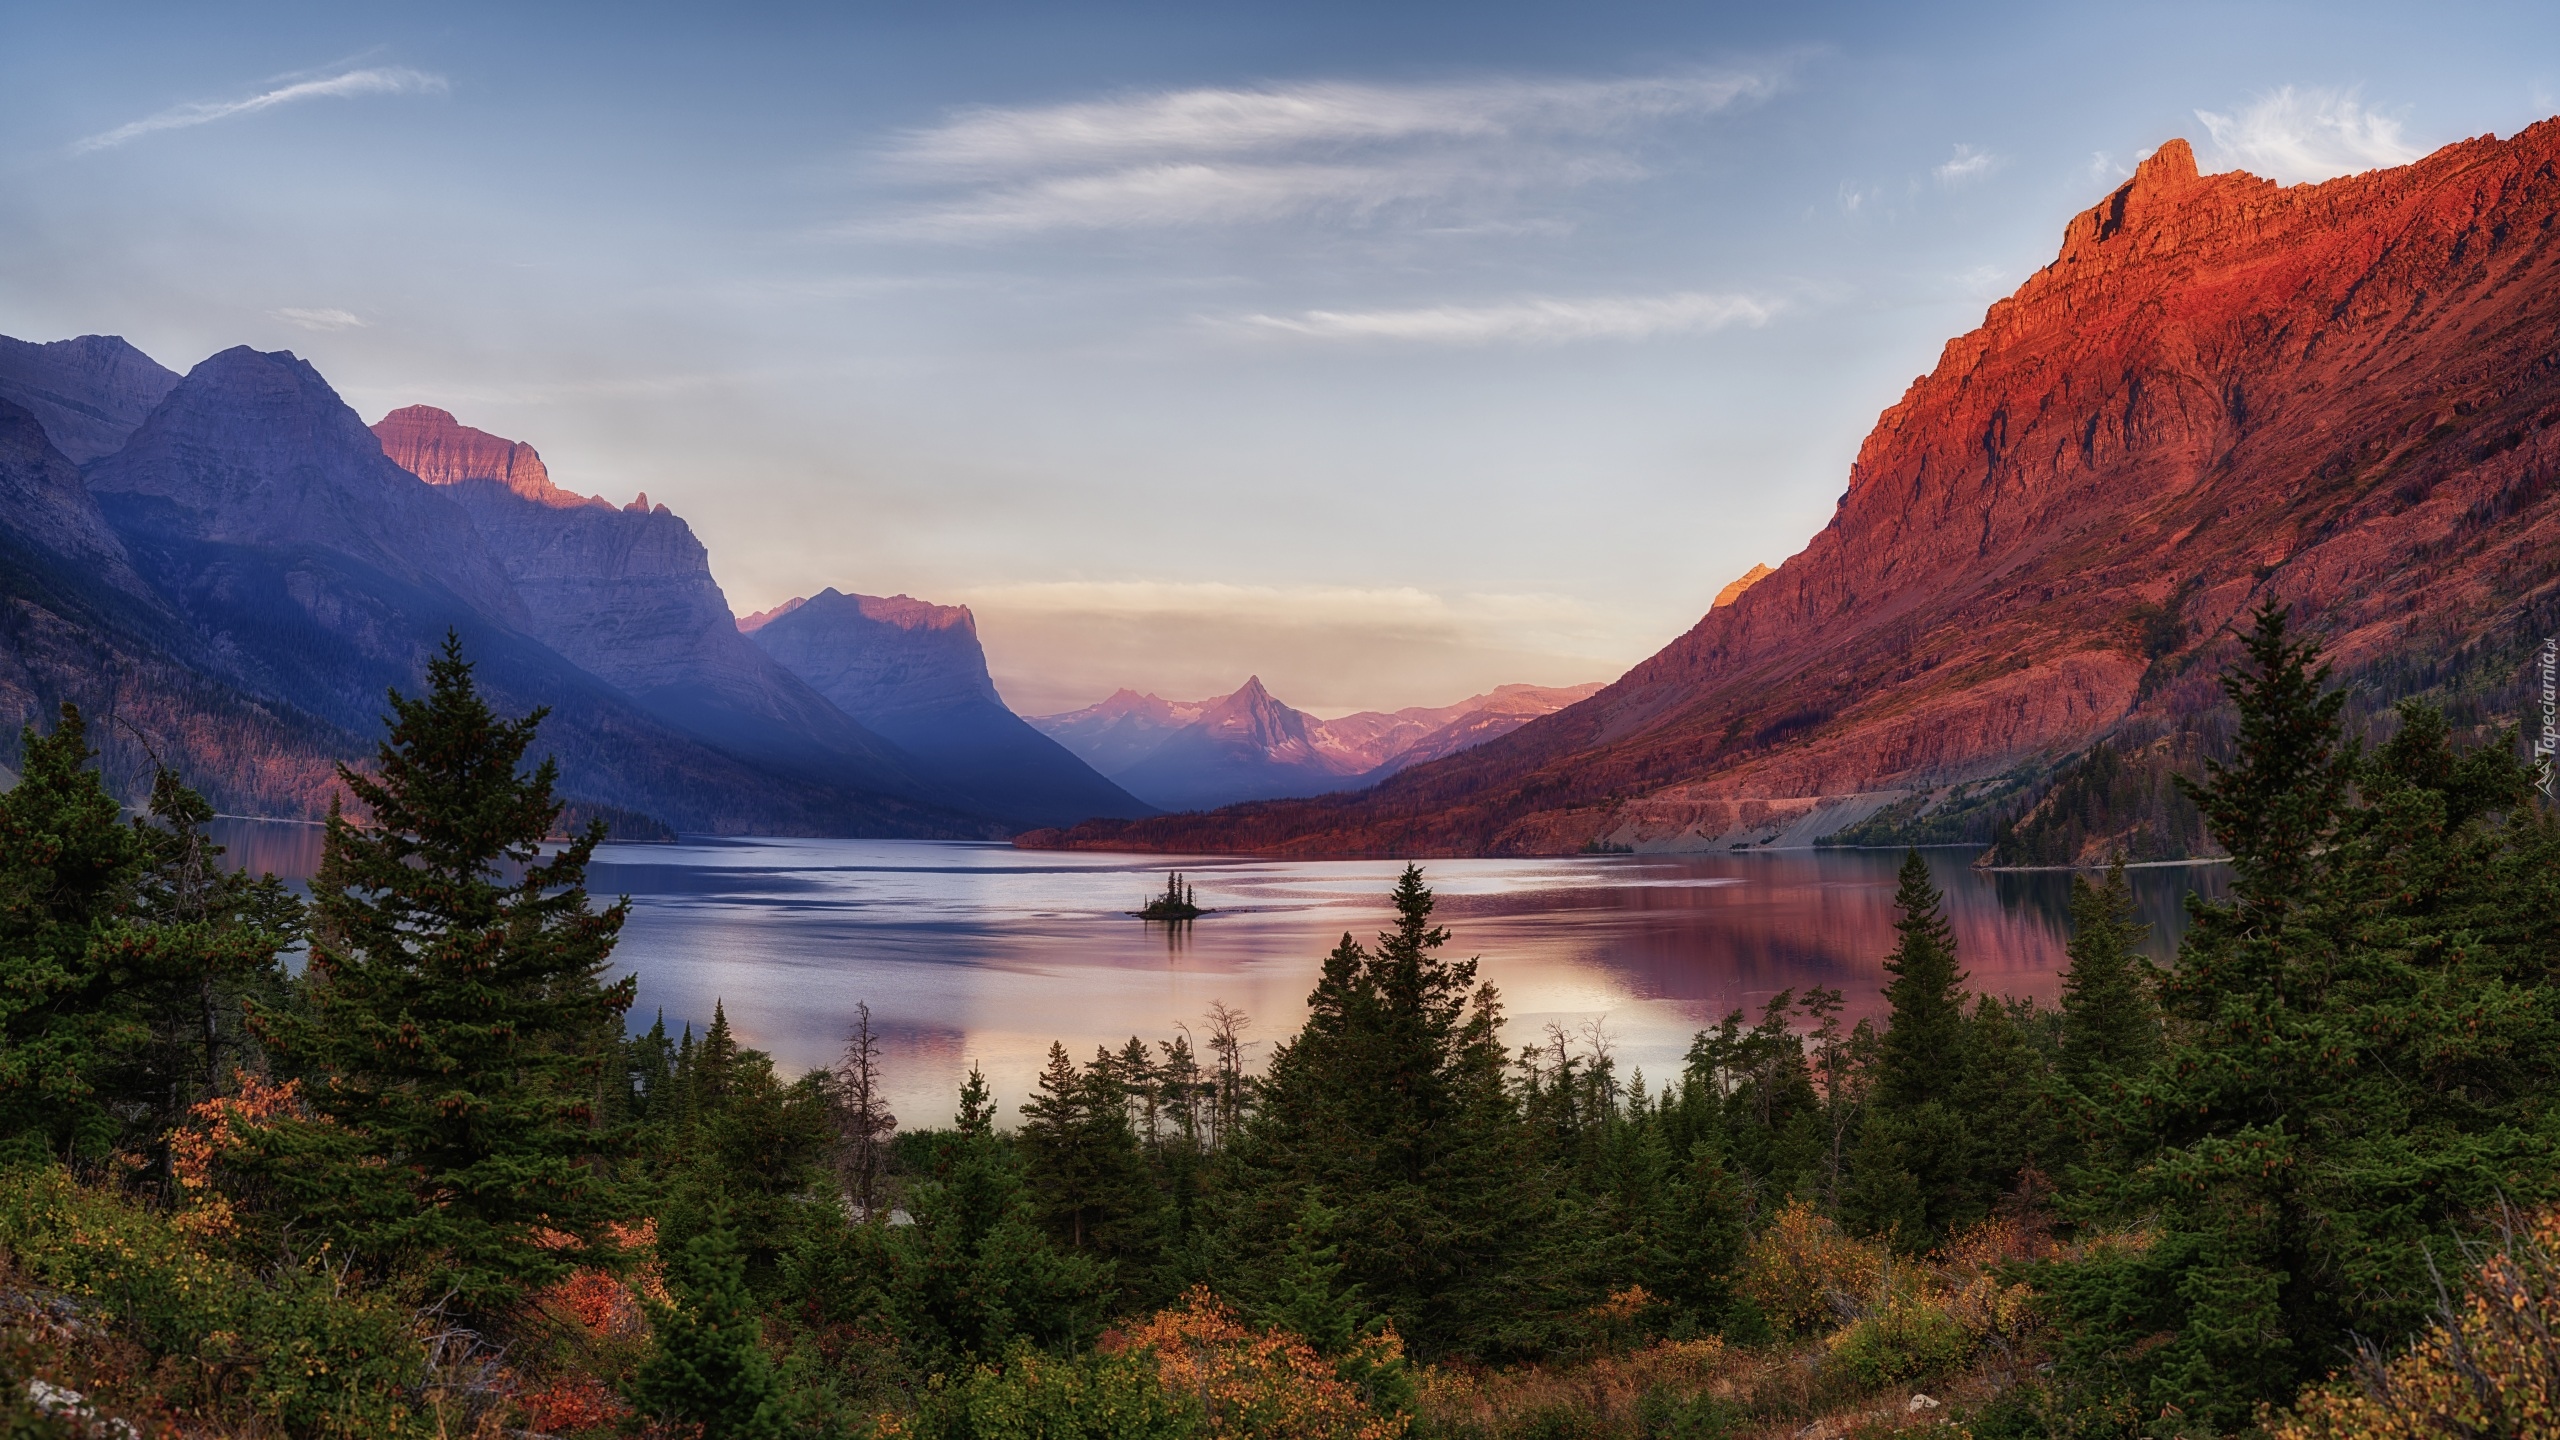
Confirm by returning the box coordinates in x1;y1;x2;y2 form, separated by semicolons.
1024;124;2560;856
0;333;181;463
373;404;598;508
91;348;525;620
368;403;949;815
1711;564;1772;610
745;589;1152;827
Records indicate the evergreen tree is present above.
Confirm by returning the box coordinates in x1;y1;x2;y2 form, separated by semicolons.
883;1075;1108;1369
1872;850;1968;1107
1017;1041;1152;1260
1218;866;1551;1360
106;764;302;1182
631;1218;787;1440
2046;608;2560;1431
1842;851;1981;1247
0;705;144;1162
2054;857;2158;1091
246;636;636;1311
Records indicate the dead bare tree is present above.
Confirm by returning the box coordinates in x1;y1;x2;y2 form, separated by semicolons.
1204;1001;1254;1150
832;1002;897;1219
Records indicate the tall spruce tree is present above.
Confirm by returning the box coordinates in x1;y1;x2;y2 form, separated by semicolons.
1218;866;1549;1359
1843;851;1981;1247
2046;606;2560;1431
247;636;636;1310
0;705;143;1162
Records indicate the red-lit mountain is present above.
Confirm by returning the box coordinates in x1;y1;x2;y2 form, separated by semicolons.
1024;127;2560;857
1029;677;1604;813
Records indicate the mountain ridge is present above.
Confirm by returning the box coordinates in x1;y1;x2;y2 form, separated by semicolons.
1020;125;2560;856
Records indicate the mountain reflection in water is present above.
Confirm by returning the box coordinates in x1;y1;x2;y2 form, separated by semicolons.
206;824;2226;1125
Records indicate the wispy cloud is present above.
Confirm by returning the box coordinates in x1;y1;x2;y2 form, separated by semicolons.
1934;143;2002;186
273;307;366;331
2194;86;2422;184
1232;290;1781;345
859;66;1790;239
74;66;447;153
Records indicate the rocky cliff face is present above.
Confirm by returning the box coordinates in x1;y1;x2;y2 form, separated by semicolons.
369;405;940;810
1025;124;2560;856
90;348;524;620
746;589;1152;827
0;399;148;597
0;333;181;463
374;404;600;508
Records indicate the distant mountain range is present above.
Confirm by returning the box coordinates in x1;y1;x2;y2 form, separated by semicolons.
1028;677;1603;813
1024;127;2560;858
0;333;1575;839
0;342;1144;836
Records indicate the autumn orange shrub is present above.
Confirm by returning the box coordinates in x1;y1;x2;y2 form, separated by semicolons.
1741;1200;1887;1337
1113;1287;1406;1439
2273;1207;2560;1440
164;1071;309;1242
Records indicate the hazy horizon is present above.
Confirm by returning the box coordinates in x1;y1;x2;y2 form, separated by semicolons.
9;0;2559;713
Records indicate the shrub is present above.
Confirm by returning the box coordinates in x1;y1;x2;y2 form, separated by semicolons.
2273;1206;2560;1439
1739;1201;1885;1338
1824;1279;1970;1389
1115;1287;1405;1439
904;1342;1198;1440
0;1165;430;1438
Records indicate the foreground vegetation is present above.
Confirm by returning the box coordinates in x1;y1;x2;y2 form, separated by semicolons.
2;606;2556;1438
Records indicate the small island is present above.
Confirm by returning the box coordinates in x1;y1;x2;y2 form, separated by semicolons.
1136;870;1208;920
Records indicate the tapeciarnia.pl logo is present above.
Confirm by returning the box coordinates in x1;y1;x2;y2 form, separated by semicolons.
2537;636;2558;800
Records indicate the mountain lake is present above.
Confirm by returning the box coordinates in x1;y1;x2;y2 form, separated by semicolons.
209;823;2227;1125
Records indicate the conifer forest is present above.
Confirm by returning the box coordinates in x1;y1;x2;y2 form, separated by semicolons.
4;606;2559;1439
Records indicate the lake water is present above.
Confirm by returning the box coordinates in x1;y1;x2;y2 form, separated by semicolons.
209;820;2227;1129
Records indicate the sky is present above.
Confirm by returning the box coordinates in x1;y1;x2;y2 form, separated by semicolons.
6;2;2559;716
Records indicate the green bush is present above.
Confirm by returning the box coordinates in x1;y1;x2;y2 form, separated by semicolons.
0;1166;429;1438
1824;1287;1970;1389
912;1343;1198;1440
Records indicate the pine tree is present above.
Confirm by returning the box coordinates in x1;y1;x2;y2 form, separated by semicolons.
1842;851;1980;1247
885;1073;1107;1368
1219;866;1550;1360
1872;850;1968;1107
0;705;143;1161
1264;1194;1361;1354
2054;857;2158;1091
2046;608;2560;1430
631;1218;787;1440
106;764;302;1181
245;636;636;1311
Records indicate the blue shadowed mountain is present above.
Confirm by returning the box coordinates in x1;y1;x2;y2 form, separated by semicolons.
742;589;1155;828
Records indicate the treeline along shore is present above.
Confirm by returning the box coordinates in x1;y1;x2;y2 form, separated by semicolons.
2;605;2558;1439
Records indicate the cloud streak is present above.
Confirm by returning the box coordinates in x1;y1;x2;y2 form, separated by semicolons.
860;66;1789;239
273;307;366;331
2195;86;2422;184
1233;290;1781;345
1934;143;2001;186
74;66;447;153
